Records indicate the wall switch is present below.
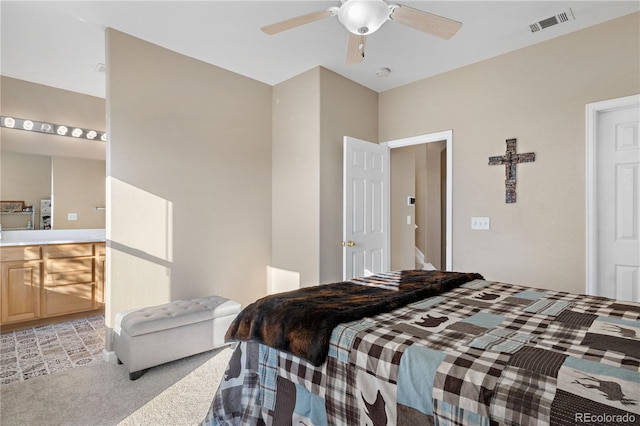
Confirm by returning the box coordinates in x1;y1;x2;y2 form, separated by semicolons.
68;213;78;221
471;216;490;230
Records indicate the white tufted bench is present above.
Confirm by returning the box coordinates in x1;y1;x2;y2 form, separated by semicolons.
113;295;241;380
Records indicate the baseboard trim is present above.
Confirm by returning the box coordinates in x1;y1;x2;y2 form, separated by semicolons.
102;349;117;363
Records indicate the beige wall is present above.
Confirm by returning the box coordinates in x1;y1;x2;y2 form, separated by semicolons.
379;12;640;294
271;69;321;290
271;67;378;289
424;141;446;269
415;144;427;259
391;146;416;270
52;156;106;229
105;29;272;337
319;68;378;284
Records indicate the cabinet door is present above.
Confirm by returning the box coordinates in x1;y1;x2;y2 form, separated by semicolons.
45;283;94;317
96;254;105;306
1;261;42;324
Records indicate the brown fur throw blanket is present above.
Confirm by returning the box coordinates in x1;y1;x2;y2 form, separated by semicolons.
225;270;483;366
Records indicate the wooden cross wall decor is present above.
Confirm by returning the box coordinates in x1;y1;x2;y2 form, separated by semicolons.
488;138;535;203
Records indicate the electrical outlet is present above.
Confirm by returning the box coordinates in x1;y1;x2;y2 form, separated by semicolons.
471;217;490;230
68;213;78;221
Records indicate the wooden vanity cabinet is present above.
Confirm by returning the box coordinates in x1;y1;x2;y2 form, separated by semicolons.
44;243;96;316
0;242;105;326
96;243;105;304
0;246;43;324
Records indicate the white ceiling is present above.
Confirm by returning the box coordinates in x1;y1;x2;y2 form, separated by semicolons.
1;1;638;99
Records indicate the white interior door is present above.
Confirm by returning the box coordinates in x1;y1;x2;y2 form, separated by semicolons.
343;136;390;280
595;100;640;301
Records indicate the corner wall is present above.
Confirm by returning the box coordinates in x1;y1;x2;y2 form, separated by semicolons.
271;68;321;290
379;12;640;294
271;67;378;289
105;29;272;337
319;68;378;284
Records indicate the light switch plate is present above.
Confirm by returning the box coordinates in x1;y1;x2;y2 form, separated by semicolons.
68;213;78;221
471;217;490;230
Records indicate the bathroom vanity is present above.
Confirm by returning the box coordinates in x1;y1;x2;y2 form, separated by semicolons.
0;229;105;326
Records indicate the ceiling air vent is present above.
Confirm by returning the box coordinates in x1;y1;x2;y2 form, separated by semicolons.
529;9;574;33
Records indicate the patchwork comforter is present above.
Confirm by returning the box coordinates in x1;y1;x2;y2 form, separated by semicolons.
203;273;640;425
225;270;482;366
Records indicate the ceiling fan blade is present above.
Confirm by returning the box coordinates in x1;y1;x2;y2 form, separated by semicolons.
390;4;462;40
346;33;366;64
261;9;335;35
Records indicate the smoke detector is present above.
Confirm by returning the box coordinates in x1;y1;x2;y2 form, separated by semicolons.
529;9;574;33
376;67;391;77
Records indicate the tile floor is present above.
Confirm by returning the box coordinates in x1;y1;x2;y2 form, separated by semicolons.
0;315;105;385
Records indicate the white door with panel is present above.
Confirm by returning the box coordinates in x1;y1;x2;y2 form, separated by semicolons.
596;101;640;301
343;136;390;280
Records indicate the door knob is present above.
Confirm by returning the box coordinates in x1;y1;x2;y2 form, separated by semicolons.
345;240;356;247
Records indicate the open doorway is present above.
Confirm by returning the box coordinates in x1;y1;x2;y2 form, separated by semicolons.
390;142;447;270
382;130;453;272
342;130;453;279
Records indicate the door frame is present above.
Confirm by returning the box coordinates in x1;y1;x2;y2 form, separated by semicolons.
585;94;640;295
382;130;453;271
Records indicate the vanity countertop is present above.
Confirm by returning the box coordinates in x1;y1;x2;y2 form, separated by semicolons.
0;229;106;247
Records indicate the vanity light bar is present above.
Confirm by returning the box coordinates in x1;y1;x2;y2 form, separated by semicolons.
0;115;107;142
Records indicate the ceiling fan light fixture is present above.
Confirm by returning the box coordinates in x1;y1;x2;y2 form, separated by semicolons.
338;0;390;35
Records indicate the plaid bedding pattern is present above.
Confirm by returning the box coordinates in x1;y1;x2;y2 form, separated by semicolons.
203;279;640;426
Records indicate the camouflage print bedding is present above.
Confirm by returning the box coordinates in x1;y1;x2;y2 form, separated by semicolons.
202;277;640;426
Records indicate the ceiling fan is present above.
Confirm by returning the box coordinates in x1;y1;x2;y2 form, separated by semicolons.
261;0;462;65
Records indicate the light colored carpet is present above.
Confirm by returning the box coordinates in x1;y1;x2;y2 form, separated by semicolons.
0;346;232;426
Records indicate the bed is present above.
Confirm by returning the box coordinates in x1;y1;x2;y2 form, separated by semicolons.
202;270;640;425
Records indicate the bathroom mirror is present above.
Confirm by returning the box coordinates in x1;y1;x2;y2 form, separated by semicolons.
0;150;106;230
0;75;106;231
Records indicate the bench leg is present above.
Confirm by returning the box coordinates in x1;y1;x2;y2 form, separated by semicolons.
129;370;145;381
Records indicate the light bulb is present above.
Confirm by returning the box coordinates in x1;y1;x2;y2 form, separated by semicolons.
3;117;15;128
338;0;390;35
23;120;34;130
72;128;83;137
57;125;68;135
